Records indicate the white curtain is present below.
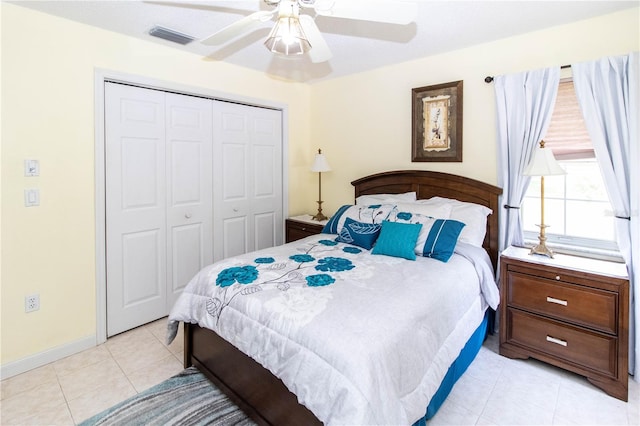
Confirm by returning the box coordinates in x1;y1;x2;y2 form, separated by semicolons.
495;67;560;255
573;52;639;378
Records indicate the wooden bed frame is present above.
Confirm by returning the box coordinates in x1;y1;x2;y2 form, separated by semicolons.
184;170;502;425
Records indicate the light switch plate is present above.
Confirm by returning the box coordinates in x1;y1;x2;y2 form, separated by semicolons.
24;159;40;177
24;189;40;207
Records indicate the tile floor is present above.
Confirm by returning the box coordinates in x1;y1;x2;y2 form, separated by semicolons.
1;321;638;425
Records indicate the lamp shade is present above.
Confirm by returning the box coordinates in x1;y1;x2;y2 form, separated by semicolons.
264;16;311;55
523;141;566;177
311;150;331;172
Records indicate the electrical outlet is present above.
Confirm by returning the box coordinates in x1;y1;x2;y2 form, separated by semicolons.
25;294;40;313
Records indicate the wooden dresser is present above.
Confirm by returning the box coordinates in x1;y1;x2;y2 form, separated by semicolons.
285;216;326;243
499;246;629;401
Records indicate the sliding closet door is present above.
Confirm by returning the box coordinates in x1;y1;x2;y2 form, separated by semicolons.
212;101;283;261
105;83;213;336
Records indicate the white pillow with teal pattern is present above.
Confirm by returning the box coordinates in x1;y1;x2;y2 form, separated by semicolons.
390;202;452;221
322;204;395;235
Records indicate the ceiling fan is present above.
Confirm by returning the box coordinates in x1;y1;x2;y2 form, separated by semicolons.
200;0;418;63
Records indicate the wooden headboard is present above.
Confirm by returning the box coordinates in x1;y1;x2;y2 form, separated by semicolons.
351;170;503;269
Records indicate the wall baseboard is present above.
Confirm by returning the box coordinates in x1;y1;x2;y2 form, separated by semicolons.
1;335;96;380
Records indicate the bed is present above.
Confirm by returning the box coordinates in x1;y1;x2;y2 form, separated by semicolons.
167;170;502;425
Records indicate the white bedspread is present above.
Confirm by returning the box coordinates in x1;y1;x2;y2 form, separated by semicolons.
167;235;498;425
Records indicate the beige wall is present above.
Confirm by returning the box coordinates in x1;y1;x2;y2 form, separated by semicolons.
0;3;311;366
309;7;639;216
1;2;638;371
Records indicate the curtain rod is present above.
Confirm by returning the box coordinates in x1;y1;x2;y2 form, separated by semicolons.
484;65;571;83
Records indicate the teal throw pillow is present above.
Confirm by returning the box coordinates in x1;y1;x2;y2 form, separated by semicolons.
336;217;381;250
371;220;422;261
421;219;465;262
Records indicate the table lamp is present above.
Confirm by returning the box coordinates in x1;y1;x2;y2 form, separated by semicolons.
523;140;566;258
311;148;331;221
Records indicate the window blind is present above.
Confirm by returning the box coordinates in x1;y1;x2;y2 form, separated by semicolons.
544;79;594;160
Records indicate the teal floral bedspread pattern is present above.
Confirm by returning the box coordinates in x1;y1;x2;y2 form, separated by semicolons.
206;239;359;324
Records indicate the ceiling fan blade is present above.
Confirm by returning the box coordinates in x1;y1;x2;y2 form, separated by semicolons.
314;0;417;25
299;15;332;63
201;9;275;45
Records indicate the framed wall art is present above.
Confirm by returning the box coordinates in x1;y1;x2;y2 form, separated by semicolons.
411;80;463;162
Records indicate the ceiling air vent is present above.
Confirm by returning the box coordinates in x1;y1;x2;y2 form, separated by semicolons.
149;26;194;45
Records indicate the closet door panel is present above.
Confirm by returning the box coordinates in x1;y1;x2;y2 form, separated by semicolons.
222;144;248;200
106;83;167;337
251;108;283;251
254;212;277;251
214;103;249;260
165;93;213;306
222;217;248;258
122;230;163;305
172;223;204;293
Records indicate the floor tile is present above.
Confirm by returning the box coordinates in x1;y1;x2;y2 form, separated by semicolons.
445;372;494;416
1;380;67;424
126;354;183;392
109;337;173;376
555;380;630;425
429;397;480;425
66;374;136;424
57;357;126;401
0;363;58;400
15;402;75;426
144;317;170;340
481;392;556;425
53;344;112;377
464;347;505;387
105;325;157;353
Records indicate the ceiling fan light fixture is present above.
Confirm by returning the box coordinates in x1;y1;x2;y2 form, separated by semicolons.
264;15;312;55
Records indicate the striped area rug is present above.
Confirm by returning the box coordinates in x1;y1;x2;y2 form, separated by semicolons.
80;367;255;426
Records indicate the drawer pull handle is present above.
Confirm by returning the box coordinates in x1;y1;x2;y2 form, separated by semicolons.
301;227;307;231
546;335;568;347
546;296;568;306
555;275;561;280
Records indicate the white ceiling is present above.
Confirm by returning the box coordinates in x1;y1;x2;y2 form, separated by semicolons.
11;0;638;83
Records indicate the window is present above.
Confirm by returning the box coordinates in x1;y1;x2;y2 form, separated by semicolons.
521;79;619;256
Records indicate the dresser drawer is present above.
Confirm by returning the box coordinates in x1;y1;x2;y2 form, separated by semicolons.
506;271;617;334
507;309;617;377
285;219;324;243
287;227;316;242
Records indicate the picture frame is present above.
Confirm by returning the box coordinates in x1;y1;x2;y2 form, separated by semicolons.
412;80;463;162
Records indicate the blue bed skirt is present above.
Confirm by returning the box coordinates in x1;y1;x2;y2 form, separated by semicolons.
413;309;490;425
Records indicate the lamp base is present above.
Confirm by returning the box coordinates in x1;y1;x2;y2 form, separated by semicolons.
529;242;555;258
312;200;327;222
312;212;328;221
529;224;554;258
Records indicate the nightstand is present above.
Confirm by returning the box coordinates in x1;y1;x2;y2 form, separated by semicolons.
285;215;327;243
499;246;629;401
